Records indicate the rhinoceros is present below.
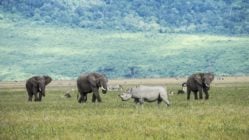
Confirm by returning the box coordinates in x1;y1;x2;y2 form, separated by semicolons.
119;85;170;106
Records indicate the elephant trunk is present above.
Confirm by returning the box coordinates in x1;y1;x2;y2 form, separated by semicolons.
101;86;107;94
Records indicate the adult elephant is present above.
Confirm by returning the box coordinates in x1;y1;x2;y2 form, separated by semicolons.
77;72;108;103
26;75;52;101
186;72;214;100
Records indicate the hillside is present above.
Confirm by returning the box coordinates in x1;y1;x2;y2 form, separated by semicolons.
0;12;249;81
0;0;248;34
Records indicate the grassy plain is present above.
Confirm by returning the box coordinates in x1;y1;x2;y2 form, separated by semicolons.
0;79;249;140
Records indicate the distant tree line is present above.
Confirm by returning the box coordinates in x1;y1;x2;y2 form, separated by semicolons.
0;0;248;34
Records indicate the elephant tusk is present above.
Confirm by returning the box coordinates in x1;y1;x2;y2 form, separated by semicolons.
101;87;107;91
205;83;209;87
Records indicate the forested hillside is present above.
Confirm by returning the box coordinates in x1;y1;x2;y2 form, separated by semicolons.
0;1;249;80
0;15;249;80
1;0;248;34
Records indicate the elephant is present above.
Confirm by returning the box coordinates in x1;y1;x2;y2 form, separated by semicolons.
186;73;214;100
77;72;108;103
26;75;52;101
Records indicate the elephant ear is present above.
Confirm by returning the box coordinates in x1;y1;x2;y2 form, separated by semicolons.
208;73;215;81
44;75;52;85
96;77;103;87
87;75;98;87
194;74;203;85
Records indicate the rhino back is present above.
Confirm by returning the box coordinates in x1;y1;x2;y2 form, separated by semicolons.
131;86;166;100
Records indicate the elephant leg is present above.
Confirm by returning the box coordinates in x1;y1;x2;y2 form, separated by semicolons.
78;93;84;103
199;89;203;99
78;93;87;103
33;88;39;101
34;93;39;101
28;95;33;101
204;89;209;100
194;91;198;100
92;90;102;103
36;92;42;101
78;96;83;103
187;88;191;100
199;92;203;99
27;89;33;101
92;94;97;102
83;94;87;102
96;94;102;102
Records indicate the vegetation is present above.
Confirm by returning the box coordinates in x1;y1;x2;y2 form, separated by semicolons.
0;0;248;34
0;12;249;80
0;82;249;139
0;1;249;80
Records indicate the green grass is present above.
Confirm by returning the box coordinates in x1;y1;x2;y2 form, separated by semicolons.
0;83;249;140
0;12;249;80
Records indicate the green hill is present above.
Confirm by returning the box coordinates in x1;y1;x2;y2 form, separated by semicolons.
0;12;248;81
0;0;248;34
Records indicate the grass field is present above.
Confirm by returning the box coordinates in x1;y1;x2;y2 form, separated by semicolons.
0;79;249;140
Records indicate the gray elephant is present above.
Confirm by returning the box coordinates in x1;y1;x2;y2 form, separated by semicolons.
26;75;52;101
186;73;214;100
77;72;108;103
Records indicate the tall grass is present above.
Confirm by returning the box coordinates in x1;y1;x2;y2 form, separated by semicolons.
0;83;249;140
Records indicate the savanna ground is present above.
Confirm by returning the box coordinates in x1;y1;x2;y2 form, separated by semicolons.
0;77;249;140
